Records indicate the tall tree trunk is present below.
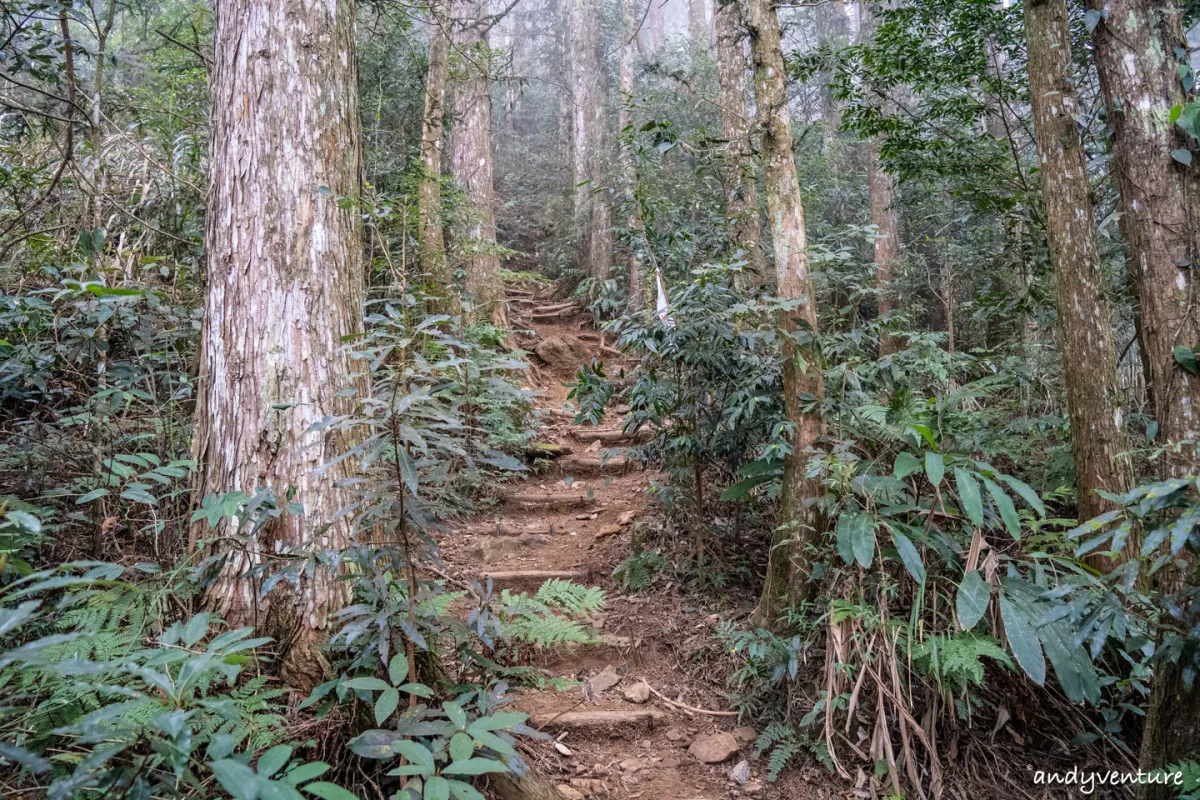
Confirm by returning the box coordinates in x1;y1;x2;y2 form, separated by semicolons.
1087;0;1200;474
621;0;645;304
418;0;457;314
861;3;901;356
1087;3;1200;793
194;0;364;690
451;0;507;328
715;0;765;282
747;0;827;628
564;0;613;279
869;140;901;356
1024;0;1132;539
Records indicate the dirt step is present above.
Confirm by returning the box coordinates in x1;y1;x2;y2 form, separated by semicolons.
482;569;589;589
481;521;557;536
530;708;666;731
569;428;648;445
557;454;630;475
504;492;595;509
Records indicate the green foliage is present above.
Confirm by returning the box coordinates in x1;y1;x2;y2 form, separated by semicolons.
611;548;669;591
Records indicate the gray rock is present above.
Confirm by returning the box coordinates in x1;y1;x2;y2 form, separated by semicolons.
621;681;651;704
687;731;740;764
730;759;751;785
536;336;591;370
586;664;622;695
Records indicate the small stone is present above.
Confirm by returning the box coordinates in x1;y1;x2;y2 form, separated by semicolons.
586;664;622;694
730;759;751;785
687;731;740;764
743;779;765;795
732;726;758;746
617;510;637;526
576;512;598;520
554;742;573;756
665;728;684;742
596;524;622;538
569;778;605;793
586;439;602;452
622;681;651;704
555;786;585;800
661;756;681;769
619;758;645;774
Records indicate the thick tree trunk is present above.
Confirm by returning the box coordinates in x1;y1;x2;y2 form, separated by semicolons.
451;0;507;328
564;0;613;279
1087;3;1200;793
715;0;765;282
1087;0;1200;475
418;0;457;314
194;0;364;689
747;0;827;628
1024;0;1132;535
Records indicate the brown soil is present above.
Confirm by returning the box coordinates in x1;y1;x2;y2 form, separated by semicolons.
436;293;824;800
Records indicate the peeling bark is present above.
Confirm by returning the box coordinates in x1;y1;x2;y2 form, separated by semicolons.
1024;0;1133;545
194;0;365;689
747;0;827;627
716;0;765;281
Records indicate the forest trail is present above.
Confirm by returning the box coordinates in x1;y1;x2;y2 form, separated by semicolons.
436;285;804;800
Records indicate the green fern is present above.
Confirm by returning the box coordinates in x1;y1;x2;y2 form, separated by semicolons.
533;579;605;616
909;631;1014;693
497;580;605;648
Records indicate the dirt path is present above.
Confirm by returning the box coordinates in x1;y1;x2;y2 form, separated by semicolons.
438;290;813;800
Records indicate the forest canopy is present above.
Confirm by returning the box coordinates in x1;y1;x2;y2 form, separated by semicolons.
0;0;1199;798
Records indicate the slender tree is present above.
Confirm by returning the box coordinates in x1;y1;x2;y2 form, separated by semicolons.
451;0;507;327
860;2;903;355
417;0;456;314
564;0;613;278
621;0;645;303
689;0;709;51
715;0;765;280
1023;0;1132;529
193;0;364;688
1086;3;1200;793
813;0;849;147
747;0;827;627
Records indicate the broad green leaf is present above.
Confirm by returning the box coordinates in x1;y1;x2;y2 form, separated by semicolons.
467;712;529;734
391;740;435;773
210;759;259;800
257;745;293;778
424;776;450;800
893;452;920;479
924;452;944;486
719;472;776;501
998;474;1045;518
835;513;855;566
1169;505;1200;554
444;701;467;730
890;528;925;584
983;478;1021;541
955;468;983;527
1174;345;1199;375
344;677;390;692
374;688;400;725
446;780;486;800
449;732;474;763
999;592;1046;686
75;488;110;505
441;758;510;776
282;762;330;786
303;782;359;800
956;571;990;631
388;654;409;686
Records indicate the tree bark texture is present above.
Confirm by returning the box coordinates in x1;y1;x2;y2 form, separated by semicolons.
564;0;613;278
1088;0;1200;475
747;0;827;627
622;0;646;304
451;0;507;328
1024;0;1133;531
418;0;456;314
689;0;710;52
716;0;765;281
194;0;364;689
813;0;849;146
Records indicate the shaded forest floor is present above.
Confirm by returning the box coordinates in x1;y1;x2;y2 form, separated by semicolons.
436;290;830;800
